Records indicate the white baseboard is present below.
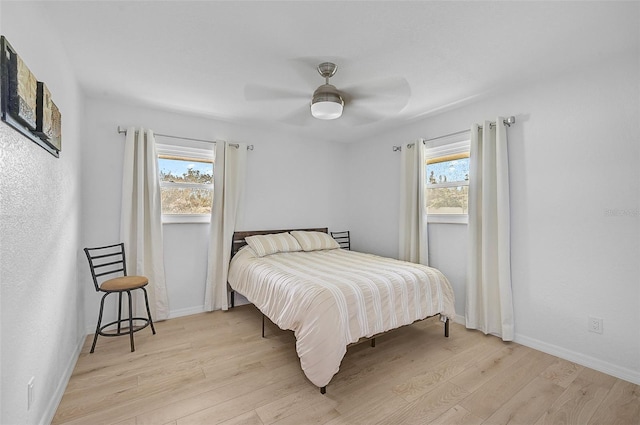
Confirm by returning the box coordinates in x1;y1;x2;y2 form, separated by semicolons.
514;333;640;386
453;315;639;385
41;336;84;425
167;295;254;318
168;305;206;319
84;305;209;334
452;315;465;326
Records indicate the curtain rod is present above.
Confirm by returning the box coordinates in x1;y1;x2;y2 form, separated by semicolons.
392;116;516;152
117;126;254;150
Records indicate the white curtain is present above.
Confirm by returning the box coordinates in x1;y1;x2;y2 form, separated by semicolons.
466;118;514;341
205;142;247;311
120;127;170;320
398;139;428;265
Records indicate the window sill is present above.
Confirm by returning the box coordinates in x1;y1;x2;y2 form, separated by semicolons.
162;214;210;224
427;214;468;224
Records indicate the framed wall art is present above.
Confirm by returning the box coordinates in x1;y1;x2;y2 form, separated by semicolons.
1;36;61;157
35;82;62;151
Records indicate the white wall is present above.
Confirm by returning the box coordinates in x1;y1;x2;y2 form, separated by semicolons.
348;53;640;384
82;97;351;326
0;3;85;424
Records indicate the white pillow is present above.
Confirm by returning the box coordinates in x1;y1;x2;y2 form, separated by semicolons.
245;233;302;257
290;231;340;252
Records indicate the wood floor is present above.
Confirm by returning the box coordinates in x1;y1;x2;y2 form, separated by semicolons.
53;305;640;425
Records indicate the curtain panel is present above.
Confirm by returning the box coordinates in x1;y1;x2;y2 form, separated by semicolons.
399;139;428;265
205;142;247;311
466;118;514;341
120;127;170;320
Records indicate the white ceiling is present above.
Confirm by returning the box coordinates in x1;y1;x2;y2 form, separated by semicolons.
39;1;639;143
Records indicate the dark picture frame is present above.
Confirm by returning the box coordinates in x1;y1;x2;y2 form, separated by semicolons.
1;36;61;157
35;81;62;151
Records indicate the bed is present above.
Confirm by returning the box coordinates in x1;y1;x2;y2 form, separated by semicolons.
227;227;456;393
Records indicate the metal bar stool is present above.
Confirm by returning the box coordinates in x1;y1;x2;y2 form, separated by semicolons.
84;243;156;353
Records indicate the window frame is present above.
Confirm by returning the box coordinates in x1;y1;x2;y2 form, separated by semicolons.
156;142;214;224
424;136;471;225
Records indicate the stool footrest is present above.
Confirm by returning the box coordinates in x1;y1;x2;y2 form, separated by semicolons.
98;318;151;337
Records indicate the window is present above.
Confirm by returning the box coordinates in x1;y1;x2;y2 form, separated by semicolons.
424;139;470;224
156;143;214;224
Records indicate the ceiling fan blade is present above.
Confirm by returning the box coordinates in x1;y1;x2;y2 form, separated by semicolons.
279;104;315;127
244;84;308;101
342;76;411;115
338;106;382;126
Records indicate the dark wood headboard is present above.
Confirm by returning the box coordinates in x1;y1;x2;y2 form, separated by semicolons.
231;227;328;257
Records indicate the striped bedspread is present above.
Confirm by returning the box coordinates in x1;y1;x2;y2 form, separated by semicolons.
227;246;456;387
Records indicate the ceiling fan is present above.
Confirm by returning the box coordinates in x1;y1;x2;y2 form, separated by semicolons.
244;61;411;125
310;62;344;120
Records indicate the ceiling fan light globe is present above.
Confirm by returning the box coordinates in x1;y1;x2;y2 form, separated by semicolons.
311;100;343;120
311;85;344;120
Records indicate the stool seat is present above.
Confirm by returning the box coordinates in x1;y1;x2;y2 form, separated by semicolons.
101;275;148;291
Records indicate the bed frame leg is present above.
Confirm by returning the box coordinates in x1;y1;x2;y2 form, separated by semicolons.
227;284;235;309
262;314;265;338
370;337;376;347
320;386;326;394
444;317;450;338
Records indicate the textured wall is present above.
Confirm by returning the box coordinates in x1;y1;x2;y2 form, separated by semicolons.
0;2;84;424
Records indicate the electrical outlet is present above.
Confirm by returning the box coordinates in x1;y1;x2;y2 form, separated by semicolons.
588;316;603;334
27;377;35;410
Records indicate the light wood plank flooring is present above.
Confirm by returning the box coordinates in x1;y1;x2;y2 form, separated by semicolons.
53;305;640;425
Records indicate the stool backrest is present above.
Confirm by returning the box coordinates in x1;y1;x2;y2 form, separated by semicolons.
330;231;351;250
84;243;128;292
